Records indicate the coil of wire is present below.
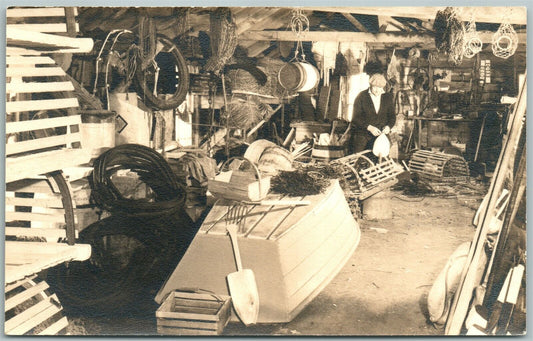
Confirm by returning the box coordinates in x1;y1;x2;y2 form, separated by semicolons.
91;143;186;217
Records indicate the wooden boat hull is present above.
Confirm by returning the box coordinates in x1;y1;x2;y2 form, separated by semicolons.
155;180;360;323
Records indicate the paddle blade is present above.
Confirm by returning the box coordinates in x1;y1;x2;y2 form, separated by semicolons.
227;269;259;325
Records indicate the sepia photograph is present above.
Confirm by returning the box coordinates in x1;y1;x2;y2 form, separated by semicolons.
3;3;528;336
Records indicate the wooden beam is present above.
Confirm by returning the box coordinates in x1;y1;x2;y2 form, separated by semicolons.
305;7;527;25
341;13;368;32
378;16;402;32
245;41;272;57
239;30;526;45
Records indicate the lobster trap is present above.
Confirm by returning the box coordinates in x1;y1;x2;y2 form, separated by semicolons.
408;150;469;181
331;151;405;217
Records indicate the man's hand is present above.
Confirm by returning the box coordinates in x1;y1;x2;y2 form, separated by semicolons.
367;125;381;137
382;125;391;135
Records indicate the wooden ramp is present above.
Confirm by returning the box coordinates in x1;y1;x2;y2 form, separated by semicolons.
156;180;361;323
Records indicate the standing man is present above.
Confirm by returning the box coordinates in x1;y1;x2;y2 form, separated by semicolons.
350;73;396;154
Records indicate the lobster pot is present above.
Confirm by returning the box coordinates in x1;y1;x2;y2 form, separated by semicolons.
408;150;469;181
278;62;319;92
312;144;345;162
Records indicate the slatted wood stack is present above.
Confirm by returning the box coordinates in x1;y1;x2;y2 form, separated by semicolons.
4;276;69;335
5;7;94;336
408;149;469;182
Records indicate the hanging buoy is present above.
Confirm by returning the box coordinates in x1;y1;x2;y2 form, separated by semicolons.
278;62;319;92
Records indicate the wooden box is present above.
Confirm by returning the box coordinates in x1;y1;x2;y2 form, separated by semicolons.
208;170;271;202
156;291;232;335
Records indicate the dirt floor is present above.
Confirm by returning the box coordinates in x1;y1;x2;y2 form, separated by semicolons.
64;182;483;336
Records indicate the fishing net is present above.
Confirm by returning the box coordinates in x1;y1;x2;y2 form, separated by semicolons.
463;13;482;59
492;13;519;59
433;7;465;66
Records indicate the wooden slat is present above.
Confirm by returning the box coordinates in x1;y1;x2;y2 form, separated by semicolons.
38;316;68;335
6;132;81;156
6;212;66;224
7;7;67;18
6;148;89;183
5;294;61;333
4;280;49;311
7;81;75;94
5;227;77;240
6;46;88;55
5;196;64;208
157;318;218;330
6;23;79;33
157;326;217;336
6;66;66;77
6;115;81;134
4;275;38;294
6;98;79;113
6;179;54;193
6;27;93;53
6;56;56;65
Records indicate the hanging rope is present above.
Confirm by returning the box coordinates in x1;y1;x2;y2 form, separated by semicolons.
289;9;310;62
492;9;519;59
463;10;482;59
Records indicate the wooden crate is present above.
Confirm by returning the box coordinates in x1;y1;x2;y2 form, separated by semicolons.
156;291;232;335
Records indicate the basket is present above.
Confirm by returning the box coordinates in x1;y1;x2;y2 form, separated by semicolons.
208;156;270;202
156;291;232;335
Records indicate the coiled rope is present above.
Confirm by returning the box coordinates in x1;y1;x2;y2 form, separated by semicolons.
91;144;186;217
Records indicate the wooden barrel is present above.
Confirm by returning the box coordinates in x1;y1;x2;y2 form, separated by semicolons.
311;144;345;162
278;62;319;92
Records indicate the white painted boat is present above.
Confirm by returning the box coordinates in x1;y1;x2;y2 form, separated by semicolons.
155;180;361;323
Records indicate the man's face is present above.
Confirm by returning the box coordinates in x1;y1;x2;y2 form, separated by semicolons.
370;85;385;96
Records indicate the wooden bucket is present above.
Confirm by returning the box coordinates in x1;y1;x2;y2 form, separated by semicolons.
312;144;345;162
80;110;116;158
278;62;319;92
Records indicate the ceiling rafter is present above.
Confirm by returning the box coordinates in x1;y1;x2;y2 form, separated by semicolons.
341;13;369;32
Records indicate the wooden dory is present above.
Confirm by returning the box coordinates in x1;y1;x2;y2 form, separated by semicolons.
155;180;361;323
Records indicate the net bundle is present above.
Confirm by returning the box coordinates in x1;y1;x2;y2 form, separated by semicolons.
433;7;465;65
